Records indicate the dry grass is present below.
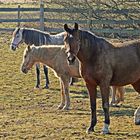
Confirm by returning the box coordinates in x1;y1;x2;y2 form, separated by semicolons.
0;32;140;140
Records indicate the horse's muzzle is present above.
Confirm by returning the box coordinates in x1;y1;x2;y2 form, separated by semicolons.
67;56;76;65
67;52;76;65
10;44;16;51
21;67;28;74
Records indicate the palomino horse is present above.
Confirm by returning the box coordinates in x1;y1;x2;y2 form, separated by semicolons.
64;23;140;134
21;45;80;110
10;27;65;88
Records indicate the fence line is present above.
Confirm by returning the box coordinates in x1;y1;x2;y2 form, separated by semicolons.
0;5;140;37
0;7;140;13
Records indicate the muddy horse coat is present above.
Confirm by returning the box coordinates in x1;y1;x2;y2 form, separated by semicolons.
64;23;140;134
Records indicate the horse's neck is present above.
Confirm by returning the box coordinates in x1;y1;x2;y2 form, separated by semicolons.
78;38;109;63
23;29;64;46
23;29;50;46
49;32;64;45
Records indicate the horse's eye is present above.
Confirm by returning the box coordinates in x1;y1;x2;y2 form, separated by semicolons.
24;55;27;58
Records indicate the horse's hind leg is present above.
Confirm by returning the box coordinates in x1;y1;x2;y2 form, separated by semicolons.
110;86;125;106
35;63;40;88
116;86;125;105
43;65;49;89
110;86;117;106
132;79;140;94
57;80;65;110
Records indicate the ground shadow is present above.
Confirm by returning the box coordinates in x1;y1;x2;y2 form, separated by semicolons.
97;107;135;117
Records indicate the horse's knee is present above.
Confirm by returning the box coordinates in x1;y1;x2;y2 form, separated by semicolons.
103;102;109;111
90;101;96;110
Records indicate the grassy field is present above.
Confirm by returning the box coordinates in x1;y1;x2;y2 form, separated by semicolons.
0;31;140;140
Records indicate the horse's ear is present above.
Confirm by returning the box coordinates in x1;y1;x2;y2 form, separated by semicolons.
74;23;78;30
64;24;72;33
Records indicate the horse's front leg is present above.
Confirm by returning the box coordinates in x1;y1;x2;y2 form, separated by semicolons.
100;82;110;134
57;79;65;110
35;63;40;88
61;76;70;110
86;83;97;133
43;65;49;89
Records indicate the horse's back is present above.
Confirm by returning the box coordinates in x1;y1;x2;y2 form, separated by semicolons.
110;42;140;85
43;45;80;78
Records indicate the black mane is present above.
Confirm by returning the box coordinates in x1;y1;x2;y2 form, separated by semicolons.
79;30;113;49
22;28;51;46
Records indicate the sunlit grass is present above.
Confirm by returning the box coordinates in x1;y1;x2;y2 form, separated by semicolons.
0;32;140;139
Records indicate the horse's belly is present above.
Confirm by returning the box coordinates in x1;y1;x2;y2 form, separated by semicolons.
111;70;140;86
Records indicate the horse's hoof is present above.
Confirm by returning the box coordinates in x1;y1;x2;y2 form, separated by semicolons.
117;101;123;106
34;85;41;89
109;103;113;107
109;102;116;107
110;103;119;107
43;85;49;89
57;104;64;110
69;82;73;86
86;127;94;134
101;130;110;134
62;106;70;110
102;124;110;134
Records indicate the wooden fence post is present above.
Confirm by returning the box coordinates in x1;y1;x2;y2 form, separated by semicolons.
40;0;44;31
87;9;92;31
17;5;20;27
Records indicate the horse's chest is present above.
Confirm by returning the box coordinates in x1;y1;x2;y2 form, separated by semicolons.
80;64;104;83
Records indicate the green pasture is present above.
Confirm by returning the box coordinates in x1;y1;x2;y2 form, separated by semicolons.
0;31;140;140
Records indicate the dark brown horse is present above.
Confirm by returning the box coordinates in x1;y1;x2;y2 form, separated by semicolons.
64;23;140;134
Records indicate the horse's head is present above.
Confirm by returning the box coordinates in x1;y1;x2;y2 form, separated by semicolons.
10;27;24;51
21;45;35;74
64;23;80;65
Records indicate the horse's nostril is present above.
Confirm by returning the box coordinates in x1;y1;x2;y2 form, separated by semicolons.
10;45;16;51
21;67;28;74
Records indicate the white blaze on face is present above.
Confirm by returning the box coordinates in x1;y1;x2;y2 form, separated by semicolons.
11;28;24;49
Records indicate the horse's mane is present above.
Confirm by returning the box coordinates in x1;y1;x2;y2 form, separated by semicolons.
22;28;51;46
31;45;64;57
79;30;113;49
